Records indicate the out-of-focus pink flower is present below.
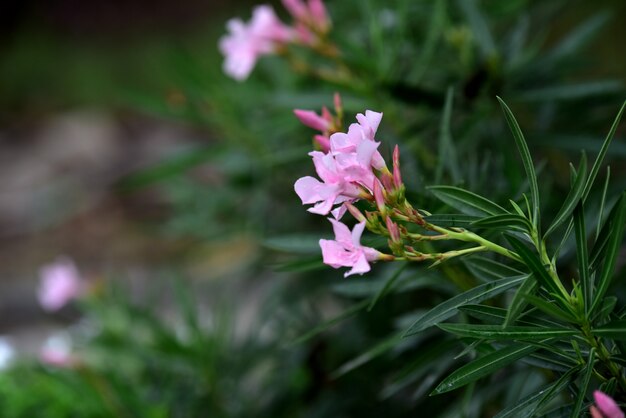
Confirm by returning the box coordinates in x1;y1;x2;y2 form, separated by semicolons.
319;219;382;277
39;347;73;367
591;391;624;418
219;5;294;81
39;334;75;368
38;258;83;312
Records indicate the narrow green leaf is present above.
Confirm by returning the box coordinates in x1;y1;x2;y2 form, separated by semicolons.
464;257;524;282
573;203;591;315
424;214;481;228
593;320;626;339
589;197;620;271
523;294;578;323
457;0;495;58
291;299;369;345
494;374;573;418
571;348;596;418
263;234;324;254
596;166;611;239
461;305;565;328
582;101;626;202
436;86;460;183
590;192;626;314
403;275;526;337
432;344;538;395
545;12;609;61
505;235;568;303
332;332;403;378
438;324;577;340
544;153;587;238
517;81;623;102
504;274;537;326
497;97;540;227
368;263;408;311
595;296;617;322
428;185;508;216
471;213;532;232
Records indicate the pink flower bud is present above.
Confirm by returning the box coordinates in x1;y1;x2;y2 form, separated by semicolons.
393;145;403;189
313;134;331;152
385;217;401;243
373;180;386;215
308;0;330;31
593;391;624;418
294;109;331;132
333;92;343;119
345;202;366;223
282;0;308;20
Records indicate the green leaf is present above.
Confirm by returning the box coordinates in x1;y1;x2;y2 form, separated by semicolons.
291;300;369;345
494;373;574;418
593;320;626;339
428;185;508;216
436;86;460;183
516;81;623;102
331;332;403;378
573;203;591;315
595;296;617;322
438;324;577;340
505;235;568;304
460;305;563;328
571;348;596;418
471;213;532;232
497;97;540;226
432;344;538;395
590;192;626;314
523;294;578;323
582;101;626;202
403;275;527;337
596;166;611;239
544;153;587;238
367;263;408;311
457;0;495;58
464;257;524;282
263;235;324;254
504;274;537;326
424;214;481;228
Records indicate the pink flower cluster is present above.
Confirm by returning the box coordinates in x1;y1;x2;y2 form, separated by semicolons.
294;105;398;276
219;1;330;81
591;391;624;418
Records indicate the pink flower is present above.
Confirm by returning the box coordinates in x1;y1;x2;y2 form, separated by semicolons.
319;219;382;277
38;257;83;312
295;151;363;215
591;391;624;418
219;6;294;81
329;110;386;170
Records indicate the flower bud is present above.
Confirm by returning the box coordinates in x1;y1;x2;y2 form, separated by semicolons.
373;180;386;216
385;217;401;243
345;202;366;223
393;145;403;190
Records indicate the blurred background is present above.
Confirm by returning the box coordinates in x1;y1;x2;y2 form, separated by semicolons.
0;0;625;416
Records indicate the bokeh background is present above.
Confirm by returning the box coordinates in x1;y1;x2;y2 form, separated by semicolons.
0;0;625;416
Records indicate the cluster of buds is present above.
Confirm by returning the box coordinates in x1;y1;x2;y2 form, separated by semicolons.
294;96;517;277
219;1;332;81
